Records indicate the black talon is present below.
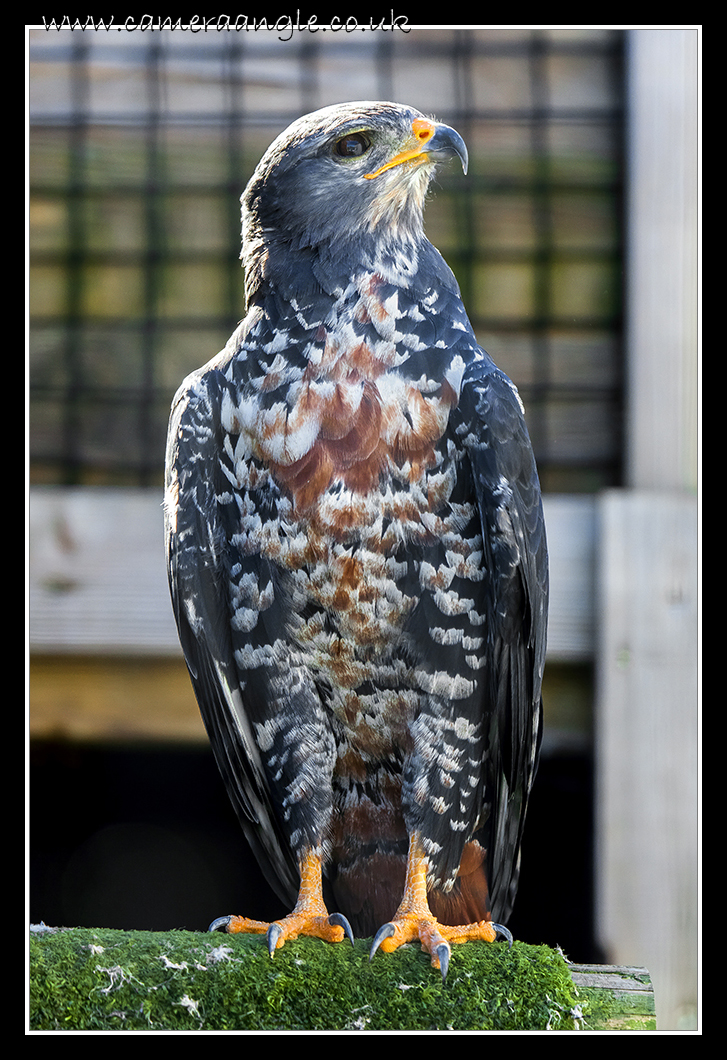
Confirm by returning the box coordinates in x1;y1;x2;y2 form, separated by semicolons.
435;941;450;982
328;911;355;946
208;915;232;933
266;921;283;956
369;921;396;960
492;922;514;949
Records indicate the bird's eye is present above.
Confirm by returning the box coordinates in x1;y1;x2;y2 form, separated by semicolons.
334;133;371;158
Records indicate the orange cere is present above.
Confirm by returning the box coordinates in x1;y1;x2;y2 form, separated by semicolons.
364;119;436;180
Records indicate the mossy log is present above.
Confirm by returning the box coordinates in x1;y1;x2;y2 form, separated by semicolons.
29;925;654;1032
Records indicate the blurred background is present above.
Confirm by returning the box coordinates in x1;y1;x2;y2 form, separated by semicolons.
27;25;699;1028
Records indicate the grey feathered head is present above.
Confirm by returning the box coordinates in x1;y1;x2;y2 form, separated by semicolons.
241;101;468;304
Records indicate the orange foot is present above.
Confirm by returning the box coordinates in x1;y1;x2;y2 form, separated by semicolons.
369;834;513;981
209;850;354;957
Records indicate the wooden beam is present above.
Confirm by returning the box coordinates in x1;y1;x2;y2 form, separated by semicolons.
625;28;699;492
569;963;656;1030
28;486;597;661
29;487;180;656
29;655;204;744
596;488;698;1030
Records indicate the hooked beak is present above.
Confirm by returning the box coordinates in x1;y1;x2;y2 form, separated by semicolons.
364;117;469;180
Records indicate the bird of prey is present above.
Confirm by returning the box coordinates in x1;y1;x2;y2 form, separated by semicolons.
165;101;548;979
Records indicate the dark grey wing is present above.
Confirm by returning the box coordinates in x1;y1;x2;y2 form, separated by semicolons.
164;364;298;909
456;357;548;924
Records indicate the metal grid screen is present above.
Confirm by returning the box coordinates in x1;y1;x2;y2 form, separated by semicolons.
29;27;624;491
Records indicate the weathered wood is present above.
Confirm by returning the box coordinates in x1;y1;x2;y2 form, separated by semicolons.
29;487;181;656
596;489;698;1029
625;28;698;494
28;487;596;661
544;494;596;662
569;963;656;1030
28;655;203;743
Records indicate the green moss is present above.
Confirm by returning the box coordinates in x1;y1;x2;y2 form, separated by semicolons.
30;926;583;1031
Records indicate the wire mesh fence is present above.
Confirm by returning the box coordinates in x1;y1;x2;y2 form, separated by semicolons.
29;26;625;491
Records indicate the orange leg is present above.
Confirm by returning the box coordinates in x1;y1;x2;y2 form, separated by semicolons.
369;833;512;980
210;849;354;955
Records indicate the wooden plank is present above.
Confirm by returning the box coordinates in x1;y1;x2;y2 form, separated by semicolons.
28;655;204;743
596;489;699;1030
29;487;181;655
569;963;656;1030
570;962;653;997
625;28;699;493
28;487;596;660
543;494;596;661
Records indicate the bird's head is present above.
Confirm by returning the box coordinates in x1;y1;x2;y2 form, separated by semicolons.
241;101;468;302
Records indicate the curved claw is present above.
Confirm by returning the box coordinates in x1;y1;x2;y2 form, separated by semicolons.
328;911;355;947
435;940;450;982
266;921;283;956
491;922;514;949
208;915;233;933
369;921;396;961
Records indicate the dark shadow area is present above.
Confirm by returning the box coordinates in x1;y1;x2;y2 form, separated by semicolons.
29;739;603;962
